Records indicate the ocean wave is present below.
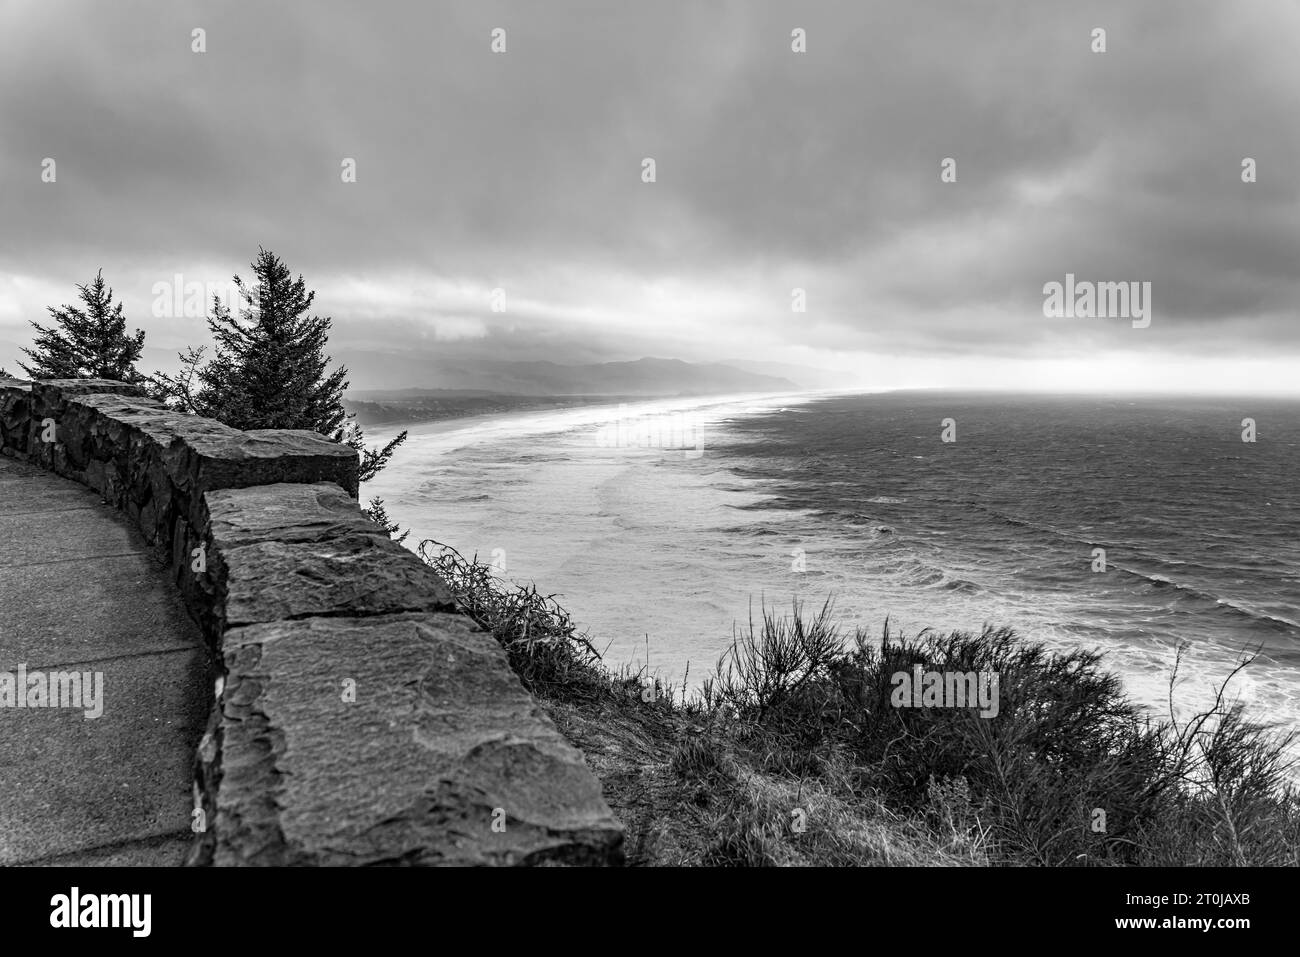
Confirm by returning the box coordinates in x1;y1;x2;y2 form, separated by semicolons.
1111;564;1300;632
880;554;982;594
973;505;1081;541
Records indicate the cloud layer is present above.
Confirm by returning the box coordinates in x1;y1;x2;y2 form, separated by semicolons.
2;0;1298;390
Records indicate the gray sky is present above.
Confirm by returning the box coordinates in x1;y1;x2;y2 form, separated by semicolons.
2;0;1298;391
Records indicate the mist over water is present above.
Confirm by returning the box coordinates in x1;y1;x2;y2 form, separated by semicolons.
366;391;1300;736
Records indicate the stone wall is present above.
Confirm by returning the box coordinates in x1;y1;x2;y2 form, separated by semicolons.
0;377;623;865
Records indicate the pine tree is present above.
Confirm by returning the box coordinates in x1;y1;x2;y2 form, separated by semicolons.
152;248;408;538
19;270;145;381
182;248;347;432
363;496;408;545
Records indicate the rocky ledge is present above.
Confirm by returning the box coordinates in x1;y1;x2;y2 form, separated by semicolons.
0;377;623;866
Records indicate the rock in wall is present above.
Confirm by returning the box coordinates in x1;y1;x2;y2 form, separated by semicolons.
0;377;623;866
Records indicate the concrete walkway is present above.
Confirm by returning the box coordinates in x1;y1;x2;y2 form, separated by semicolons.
0;453;209;865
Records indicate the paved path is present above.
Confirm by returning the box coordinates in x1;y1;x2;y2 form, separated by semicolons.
0;453;209;865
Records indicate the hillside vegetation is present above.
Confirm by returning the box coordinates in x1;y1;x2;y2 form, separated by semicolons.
422;541;1300;866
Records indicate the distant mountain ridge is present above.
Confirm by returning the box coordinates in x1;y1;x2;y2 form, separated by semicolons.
346;356;800;398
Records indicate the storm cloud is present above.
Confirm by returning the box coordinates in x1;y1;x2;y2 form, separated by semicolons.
2;0;1297;390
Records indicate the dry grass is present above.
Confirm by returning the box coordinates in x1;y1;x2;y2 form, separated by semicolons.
421;541;1300;867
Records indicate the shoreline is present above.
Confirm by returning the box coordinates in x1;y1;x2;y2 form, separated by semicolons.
357;388;841;446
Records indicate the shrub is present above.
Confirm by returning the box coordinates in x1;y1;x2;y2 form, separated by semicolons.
419;539;603;697
419;545;1300;866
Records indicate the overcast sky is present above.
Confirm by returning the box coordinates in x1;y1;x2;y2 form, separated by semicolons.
2;0;1298;392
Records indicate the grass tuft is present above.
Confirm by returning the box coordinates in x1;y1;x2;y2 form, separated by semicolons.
420;542;1300;866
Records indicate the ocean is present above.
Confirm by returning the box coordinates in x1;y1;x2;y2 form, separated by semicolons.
363;391;1300;732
